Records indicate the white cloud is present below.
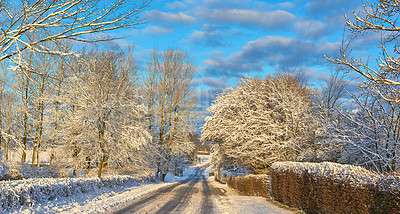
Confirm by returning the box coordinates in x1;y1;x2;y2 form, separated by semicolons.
165;1;187;10
192;77;229;88
142;25;173;35
145;10;195;24
203;36;341;75
195;8;295;29
294;19;328;40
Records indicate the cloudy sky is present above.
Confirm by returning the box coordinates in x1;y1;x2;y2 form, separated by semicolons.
111;0;380;126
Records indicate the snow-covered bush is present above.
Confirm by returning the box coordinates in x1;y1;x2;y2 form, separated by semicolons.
0;152;9;178
20;164;65;179
0;175;141;211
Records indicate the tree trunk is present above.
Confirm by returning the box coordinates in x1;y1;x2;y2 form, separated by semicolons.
36;143;40;167
98;157;104;178
22;75;29;163
50;153;54;166
22;136;27;163
31;146;37;166
5;126;11;161
5;136;9;161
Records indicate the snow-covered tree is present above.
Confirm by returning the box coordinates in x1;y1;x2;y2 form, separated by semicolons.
10;50;35;163
325;0;400;173
202;73;314;172
45;40;73;166
309;69;349;162
332;85;400;173
0;59;11;158
143;48;197;181
28;33;59;167
59;48;151;177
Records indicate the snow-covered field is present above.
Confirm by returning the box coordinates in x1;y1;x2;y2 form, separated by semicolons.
3;156;210;214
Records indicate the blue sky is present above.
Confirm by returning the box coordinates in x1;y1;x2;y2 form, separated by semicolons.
108;0;380;122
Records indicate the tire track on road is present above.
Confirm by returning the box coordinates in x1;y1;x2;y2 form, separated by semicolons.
111;164;209;214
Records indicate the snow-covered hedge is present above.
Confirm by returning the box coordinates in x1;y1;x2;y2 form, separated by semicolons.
271;161;384;188
0;175;145;211
270;161;400;213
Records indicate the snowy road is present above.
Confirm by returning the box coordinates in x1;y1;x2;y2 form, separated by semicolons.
110;164;292;214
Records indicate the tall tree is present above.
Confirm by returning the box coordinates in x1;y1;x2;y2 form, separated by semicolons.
143;48;197;181
11;49;35;163
2;91;16;161
60;48;150;177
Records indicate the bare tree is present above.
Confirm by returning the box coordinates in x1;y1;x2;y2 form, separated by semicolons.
2;91;16;161
326;0;400;102
28;32;59;167
0;0;150;63
143;48;197;181
332;86;400;173
325;0;400;173
315;69;348;119
11;49;35;163
311;69;349;162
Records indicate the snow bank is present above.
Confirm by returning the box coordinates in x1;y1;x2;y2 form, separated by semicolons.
0;174;147;212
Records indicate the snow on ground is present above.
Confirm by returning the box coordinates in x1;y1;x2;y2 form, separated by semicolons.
209;176;293;214
5;156;210;214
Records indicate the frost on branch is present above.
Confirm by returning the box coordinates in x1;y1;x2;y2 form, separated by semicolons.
0;0;150;62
